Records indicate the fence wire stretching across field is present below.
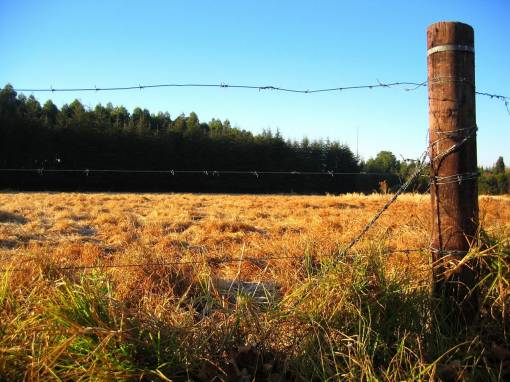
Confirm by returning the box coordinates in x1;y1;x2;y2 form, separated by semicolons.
10;79;508;99
0;249;429;273
13;80;428;93
0;78;507;272
0;168;402;177
12;79;510;114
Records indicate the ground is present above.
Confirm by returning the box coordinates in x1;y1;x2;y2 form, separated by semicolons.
1;192;509;283
1;192;509;381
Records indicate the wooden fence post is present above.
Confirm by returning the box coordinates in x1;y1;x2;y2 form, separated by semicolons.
427;21;479;322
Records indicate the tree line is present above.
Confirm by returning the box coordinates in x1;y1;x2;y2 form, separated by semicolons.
0;84;372;193
478;156;509;195
0;84;506;194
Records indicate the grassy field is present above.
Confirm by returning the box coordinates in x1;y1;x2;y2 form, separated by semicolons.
1;192;509;381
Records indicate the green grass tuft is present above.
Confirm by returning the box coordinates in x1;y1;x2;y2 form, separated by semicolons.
1;232;509;380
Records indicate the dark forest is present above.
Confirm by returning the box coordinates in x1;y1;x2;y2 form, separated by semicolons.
0;84;406;193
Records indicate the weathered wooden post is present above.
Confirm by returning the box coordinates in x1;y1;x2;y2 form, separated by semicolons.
427;21;479;322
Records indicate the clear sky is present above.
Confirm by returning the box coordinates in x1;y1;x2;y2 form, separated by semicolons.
1;0;508;166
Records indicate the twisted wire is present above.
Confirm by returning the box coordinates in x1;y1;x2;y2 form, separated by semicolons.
430;172;479;185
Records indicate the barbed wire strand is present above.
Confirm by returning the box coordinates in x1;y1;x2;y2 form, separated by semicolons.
12;81;508;105
11;80;509;119
475;90;510;115
11;80;507;98
0;248;427;273
13;81;426;94
0;254;302;273
339;150;430;257
0;168;398;177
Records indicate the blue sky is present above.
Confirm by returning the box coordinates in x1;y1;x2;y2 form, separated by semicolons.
1;0;508;166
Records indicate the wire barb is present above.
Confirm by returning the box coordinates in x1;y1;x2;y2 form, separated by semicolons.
430;172;479;185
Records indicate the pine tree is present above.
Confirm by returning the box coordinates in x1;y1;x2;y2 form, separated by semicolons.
495;156;505;174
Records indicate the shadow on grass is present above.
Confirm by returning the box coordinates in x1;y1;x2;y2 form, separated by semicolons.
0;211;27;224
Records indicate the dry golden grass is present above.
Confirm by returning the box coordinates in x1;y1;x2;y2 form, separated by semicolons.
1;192;509;285
1;192;510;380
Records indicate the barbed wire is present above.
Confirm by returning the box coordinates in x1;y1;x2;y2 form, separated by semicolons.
12;80;508;102
13;81;427;94
0;168;397;177
11;80;508;116
0;248;427;273
0;167;483;186
0;254;302;273
475;90;510;115
339;150;430;256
